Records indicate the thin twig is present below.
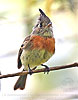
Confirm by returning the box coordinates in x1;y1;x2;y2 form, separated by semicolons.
0;62;78;79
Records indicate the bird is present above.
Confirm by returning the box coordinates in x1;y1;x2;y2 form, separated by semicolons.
14;9;55;90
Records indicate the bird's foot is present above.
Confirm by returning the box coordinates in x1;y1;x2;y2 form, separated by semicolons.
41;64;50;74
28;65;37;75
28;64;33;75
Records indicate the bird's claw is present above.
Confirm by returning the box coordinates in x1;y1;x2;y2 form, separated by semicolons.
41;64;50;74
28;65;37;75
28;64;33;75
44;67;50;74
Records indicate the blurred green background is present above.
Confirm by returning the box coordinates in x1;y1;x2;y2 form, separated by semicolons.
0;0;78;100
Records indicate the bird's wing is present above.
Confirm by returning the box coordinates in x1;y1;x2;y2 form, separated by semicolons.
17;35;31;69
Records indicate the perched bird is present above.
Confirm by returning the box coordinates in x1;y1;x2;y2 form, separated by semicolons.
14;9;55;90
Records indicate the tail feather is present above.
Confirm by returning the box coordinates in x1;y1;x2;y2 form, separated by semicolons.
14;74;27;90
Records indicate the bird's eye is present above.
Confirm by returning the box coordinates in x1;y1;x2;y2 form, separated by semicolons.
40;23;42;27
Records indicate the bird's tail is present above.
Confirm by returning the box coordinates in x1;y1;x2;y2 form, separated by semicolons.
14;74;27;90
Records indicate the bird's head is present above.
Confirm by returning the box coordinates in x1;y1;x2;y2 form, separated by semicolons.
32;9;53;37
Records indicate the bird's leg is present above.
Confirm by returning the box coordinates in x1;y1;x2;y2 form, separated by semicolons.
41;64;50;74
28;65;37;75
32;66;37;70
28;64;33;75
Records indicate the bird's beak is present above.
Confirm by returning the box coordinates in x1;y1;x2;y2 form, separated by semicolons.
44;22;52;30
47;22;52;27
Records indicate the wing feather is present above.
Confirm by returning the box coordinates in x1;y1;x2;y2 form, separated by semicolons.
17;35;31;69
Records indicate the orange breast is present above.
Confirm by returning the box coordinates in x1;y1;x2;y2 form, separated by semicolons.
31;35;55;54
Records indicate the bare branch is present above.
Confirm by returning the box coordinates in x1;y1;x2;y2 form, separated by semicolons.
0;62;78;79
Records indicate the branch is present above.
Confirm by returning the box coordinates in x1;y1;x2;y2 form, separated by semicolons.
0;62;78;79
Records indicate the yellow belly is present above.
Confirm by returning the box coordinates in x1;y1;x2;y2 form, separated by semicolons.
21;49;53;70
